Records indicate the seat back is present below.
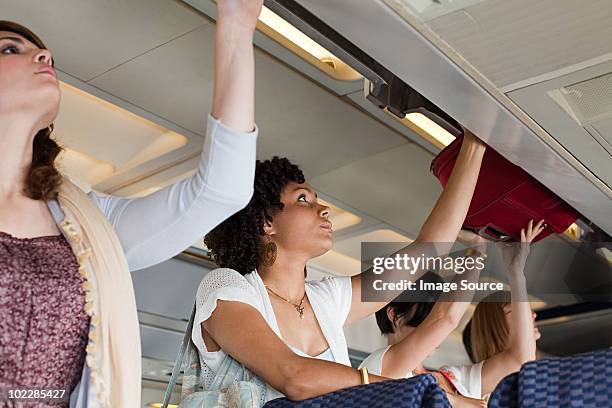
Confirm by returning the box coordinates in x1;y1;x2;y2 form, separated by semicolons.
263;374;451;408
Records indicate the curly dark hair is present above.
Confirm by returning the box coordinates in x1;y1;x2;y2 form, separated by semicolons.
204;157;305;275
0;21;62;201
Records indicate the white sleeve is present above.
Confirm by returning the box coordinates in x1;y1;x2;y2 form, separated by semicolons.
193;268;263;333
439;361;484;399
358;346;391;376
307;276;353;327
89;115;257;271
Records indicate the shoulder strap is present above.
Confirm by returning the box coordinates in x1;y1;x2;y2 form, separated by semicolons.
162;303;196;408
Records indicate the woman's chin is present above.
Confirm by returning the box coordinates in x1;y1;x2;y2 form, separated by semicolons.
312;241;333;258
34;91;61;125
323;236;334;251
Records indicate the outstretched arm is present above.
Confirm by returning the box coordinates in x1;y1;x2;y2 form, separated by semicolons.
480;220;544;395
90;1;263;271
416;130;486;244
212;0;262;131
381;235;486;378
347;132;486;324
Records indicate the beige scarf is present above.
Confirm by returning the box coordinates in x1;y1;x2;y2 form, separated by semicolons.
56;178;141;407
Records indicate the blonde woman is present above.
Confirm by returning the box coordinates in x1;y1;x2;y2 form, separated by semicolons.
468;291;541;365
0;0;258;405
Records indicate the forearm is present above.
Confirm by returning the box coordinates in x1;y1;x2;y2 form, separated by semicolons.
446;251;484;304
387;317;457;379
507;270;536;363
212;18;256;132
430;264;479;327
282;357;387;400
431;250;485;323
417;133;485;247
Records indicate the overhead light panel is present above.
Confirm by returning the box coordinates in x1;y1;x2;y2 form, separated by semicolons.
402;112;457;148
365;78;461;149
563;222;583;241
257;6;361;81
54;82;188;191
259;7;330;61
59;148;116;187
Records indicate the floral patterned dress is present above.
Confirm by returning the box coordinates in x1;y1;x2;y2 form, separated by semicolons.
0;232;90;407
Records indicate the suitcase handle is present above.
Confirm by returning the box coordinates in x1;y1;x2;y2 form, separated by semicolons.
477;224;513;242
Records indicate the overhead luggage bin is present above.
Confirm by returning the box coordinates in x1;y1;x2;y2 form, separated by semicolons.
244;0;612;236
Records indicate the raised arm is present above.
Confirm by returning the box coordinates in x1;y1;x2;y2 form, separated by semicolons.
347;132;486;324
381;239;486;378
480;220;544;395
212;0;262;131
416;130;486;244
88;1;263;271
204;300;388;401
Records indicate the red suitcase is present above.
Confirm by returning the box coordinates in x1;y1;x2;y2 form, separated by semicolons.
431;135;580;242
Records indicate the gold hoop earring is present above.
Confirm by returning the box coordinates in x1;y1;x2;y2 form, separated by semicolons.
261;235;277;267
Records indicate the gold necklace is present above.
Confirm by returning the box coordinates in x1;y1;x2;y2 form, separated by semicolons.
265;285;306;319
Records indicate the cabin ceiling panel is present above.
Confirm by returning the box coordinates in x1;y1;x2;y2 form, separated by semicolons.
1;0;206;81
54;83;187;170
507;60;612;188
253;89;408;178
90;25;408;178
424;0;612;89
89;24;216;136
310;144;441;237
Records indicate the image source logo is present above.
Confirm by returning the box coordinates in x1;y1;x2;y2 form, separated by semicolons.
360;241;612;303
371;252;486;275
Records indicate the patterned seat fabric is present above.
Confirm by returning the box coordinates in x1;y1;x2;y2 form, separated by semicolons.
489;349;612;408
488;373;519;408
518;349;612;407
263;373;451;408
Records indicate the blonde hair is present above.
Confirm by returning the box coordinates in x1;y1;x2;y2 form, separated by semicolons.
470;292;511;363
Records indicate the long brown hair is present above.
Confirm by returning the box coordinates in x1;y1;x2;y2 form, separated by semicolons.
470;292;511;363
0;21;62;201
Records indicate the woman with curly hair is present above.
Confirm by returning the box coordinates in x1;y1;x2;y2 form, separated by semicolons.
194;121;487;403
0;0;260;406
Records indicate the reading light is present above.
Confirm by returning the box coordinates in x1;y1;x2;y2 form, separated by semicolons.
380;109;457;149
404;112;457;147
563;222;582;241
257;7;361;81
259;7;330;61
364;78;460;148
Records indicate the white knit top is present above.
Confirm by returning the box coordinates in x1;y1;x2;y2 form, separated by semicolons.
193;268;353;402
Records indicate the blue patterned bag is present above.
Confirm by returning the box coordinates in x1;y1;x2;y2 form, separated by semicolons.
162;304;267;408
180;351;266;408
